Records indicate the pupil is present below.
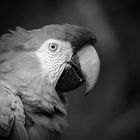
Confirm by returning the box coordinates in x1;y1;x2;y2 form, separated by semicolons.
51;45;55;49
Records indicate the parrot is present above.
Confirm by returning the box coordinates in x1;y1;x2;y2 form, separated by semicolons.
0;24;100;140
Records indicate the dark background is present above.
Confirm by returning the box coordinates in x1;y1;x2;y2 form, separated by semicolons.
0;0;140;140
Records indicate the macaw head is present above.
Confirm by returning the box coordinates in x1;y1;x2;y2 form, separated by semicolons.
29;24;100;95
0;24;100;119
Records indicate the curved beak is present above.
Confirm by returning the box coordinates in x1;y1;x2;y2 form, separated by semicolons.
77;45;100;94
56;45;100;95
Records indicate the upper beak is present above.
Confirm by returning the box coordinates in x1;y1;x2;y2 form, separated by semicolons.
77;45;100;94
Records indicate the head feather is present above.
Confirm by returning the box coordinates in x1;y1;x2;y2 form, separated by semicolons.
0;24;96;53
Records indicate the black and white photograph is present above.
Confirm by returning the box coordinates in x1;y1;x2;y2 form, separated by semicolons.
0;0;140;140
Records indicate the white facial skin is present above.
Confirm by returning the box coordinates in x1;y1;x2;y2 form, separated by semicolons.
35;39;73;85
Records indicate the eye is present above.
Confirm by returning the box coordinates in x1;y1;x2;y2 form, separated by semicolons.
48;43;58;52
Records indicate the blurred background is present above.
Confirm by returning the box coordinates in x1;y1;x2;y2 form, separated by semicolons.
0;0;140;140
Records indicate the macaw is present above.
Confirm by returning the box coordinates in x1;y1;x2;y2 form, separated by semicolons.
0;24;100;140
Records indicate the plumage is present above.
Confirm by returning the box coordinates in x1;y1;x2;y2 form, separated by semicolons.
0;24;100;140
